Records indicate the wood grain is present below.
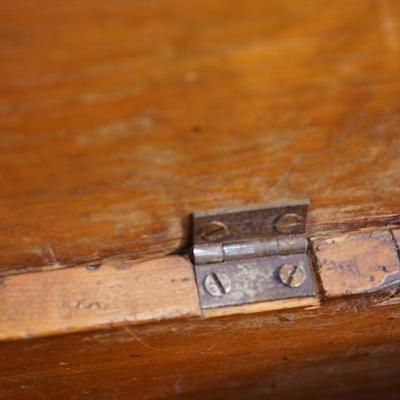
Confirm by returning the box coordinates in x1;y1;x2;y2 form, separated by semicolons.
1;293;400;400
203;297;320;318
393;229;400;248
1;0;400;272
0;253;322;342
4;226;400;342
313;230;400;298
0;256;200;342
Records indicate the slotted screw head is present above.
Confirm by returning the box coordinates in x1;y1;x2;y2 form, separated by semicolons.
274;213;305;234
278;264;306;288
198;221;229;242
204;272;232;297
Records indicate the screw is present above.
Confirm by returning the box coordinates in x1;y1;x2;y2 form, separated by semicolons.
85;263;101;271
278;264;306;288
275;213;305;234
198;221;229;242
204;272;232;297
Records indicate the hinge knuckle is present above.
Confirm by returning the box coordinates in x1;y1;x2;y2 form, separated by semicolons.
193;243;223;264
194;235;308;265
276;235;308;255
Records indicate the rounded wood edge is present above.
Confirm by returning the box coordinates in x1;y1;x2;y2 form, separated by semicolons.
202;297;321;318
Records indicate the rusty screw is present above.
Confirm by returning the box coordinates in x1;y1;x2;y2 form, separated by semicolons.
204;272;232;297
274;213;305;234
198;221;229;242
278;264;306;288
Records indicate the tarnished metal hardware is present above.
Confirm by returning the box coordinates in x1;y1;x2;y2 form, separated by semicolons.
193;235;308;265
196;254;315;309
192;200;317;310
278;263;306;288
203;272;232;297
193;200;308;245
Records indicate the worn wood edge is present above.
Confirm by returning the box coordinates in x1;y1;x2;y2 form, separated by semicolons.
1;224;399;280
0;255;201;343
0;254;156;279
307;216;400;239
202;297;321;318
2;227;400;343
393;229;400;253
311;229;400;299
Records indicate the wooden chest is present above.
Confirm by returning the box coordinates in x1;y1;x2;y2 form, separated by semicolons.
1;0;400;398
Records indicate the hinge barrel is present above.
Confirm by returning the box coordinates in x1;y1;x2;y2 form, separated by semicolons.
193;235;308;265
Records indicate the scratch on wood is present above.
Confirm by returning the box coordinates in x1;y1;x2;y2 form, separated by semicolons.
75;300;103;310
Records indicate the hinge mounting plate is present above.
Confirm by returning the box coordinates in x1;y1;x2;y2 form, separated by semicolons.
192;200;317;310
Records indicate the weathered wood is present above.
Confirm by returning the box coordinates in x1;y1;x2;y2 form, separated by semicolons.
203;297;320;318
1;0;400;272
312;230;400;298
0;256;200;342
0;253;323;342
3;226;400;344
393;229;400;249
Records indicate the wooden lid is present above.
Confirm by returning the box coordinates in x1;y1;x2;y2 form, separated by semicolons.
1;0;400;273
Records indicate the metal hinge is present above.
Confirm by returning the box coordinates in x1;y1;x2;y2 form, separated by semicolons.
192;199;317;310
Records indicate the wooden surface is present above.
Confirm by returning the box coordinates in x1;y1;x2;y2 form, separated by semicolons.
313;229;400;298
2;292;400;400
0;256;200;342
1;0;400;273
2;226;400;343
393;229;400;248
2;2;400;399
